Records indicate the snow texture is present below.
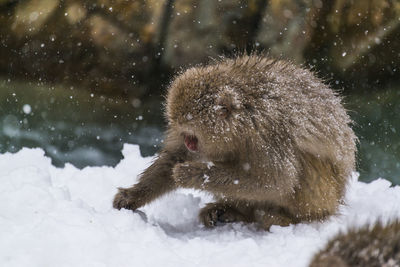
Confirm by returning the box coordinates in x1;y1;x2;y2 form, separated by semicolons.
1;144;399;267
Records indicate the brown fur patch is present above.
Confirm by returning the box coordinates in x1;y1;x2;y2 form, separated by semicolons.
310;220;400;267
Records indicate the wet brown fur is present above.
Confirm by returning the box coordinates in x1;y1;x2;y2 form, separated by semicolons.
113;55;357;230
310;220;400;267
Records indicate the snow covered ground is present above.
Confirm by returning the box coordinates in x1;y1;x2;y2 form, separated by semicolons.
1;145;400;267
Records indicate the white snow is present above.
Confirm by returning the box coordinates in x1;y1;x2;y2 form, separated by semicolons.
22;104;32;114
1;145;400;267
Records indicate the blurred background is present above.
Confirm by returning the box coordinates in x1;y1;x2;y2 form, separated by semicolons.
0;0;399;184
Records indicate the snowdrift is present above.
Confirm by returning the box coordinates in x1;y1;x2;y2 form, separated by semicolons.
1;145;400;267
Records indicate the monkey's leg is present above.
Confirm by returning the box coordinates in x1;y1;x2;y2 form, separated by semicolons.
113;151;181;210
253;205;299;231
199;201;256;227
287;152;346;223
173;162;299;229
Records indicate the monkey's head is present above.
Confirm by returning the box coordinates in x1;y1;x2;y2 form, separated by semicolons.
166;65;254;162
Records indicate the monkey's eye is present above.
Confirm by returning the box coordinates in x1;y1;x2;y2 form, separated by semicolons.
216;106;230;118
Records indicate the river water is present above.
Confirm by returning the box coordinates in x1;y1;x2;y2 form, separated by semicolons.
1;79;399;184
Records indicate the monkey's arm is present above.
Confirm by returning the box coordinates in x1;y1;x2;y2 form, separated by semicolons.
172;162;259;199
113;150;183;210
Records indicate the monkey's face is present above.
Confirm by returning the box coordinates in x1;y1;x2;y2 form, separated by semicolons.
166;67;246;162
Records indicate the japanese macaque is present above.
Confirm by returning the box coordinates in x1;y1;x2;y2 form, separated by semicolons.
310;220;400;267
113;55;357;230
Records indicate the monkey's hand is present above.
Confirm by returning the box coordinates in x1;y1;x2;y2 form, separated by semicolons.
113;187;148;210
172;162;210;188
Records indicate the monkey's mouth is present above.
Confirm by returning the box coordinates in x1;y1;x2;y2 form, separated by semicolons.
184;135;198;152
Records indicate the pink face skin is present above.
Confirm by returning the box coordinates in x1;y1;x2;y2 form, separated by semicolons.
184;134;198;152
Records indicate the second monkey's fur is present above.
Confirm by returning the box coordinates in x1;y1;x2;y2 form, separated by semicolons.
309;220;400;267
113;55;357;230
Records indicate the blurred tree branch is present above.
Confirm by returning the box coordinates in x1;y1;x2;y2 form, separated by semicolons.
155;0;174;62
86;4;139;39
246;0;269;53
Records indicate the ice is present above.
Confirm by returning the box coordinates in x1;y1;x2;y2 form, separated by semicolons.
1;145;400;267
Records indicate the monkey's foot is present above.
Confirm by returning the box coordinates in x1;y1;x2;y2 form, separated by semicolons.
113;188;142;210
254;207;296;231
199;203;247;228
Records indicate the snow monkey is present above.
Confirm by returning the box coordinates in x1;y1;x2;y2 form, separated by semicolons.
113;55;357;230
309;220;400;267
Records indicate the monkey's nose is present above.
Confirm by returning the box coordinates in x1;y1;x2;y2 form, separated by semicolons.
184;135;198;152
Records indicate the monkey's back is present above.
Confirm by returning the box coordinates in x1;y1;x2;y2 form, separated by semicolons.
215;57;356;209
218;56;356;175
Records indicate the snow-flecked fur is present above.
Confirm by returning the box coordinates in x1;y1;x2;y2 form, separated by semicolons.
114;55;357;230
310;220;400;267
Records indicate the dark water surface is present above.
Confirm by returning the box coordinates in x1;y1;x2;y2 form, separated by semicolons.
0;79;163;167
1;79;399;184
346;87;400;184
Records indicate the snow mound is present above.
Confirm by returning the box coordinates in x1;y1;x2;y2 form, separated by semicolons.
1;145;400;267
